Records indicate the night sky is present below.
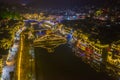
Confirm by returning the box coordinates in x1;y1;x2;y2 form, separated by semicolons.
0;0;106;4
0;0;116;8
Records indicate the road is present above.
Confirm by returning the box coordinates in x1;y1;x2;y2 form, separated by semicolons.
35;43;114;80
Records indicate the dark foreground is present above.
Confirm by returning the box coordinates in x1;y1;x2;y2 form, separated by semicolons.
35;44;114;80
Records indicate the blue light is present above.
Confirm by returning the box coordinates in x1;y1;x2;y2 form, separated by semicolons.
67;17;70;20
73;16;76;18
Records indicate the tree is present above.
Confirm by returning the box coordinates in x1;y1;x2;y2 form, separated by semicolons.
0;38;12;49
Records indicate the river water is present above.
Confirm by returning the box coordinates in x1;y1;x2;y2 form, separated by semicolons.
35;43;114;80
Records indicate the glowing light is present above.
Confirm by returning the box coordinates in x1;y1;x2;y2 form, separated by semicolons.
18;35;23;80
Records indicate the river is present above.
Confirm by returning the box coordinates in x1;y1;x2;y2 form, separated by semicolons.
35;43;114;80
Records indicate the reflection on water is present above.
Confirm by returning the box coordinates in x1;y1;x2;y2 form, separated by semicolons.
47;48;55;53
35;44;113;80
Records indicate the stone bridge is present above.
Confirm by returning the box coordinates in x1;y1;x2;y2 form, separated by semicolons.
34;34;66;53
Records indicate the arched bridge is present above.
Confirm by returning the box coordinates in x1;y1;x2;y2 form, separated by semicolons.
34;34;66;53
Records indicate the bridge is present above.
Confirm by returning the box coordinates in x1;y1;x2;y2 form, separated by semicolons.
26;19;69;53
34;34;67;53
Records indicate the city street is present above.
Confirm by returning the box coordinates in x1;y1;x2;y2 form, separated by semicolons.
16;32;35;80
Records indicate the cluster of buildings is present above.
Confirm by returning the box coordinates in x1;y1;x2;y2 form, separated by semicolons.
72;33;120;79
0;2;119;79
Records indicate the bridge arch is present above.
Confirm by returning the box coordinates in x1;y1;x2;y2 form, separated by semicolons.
34;34;66;53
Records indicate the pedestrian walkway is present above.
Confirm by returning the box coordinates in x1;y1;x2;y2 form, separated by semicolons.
1;27;26;80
